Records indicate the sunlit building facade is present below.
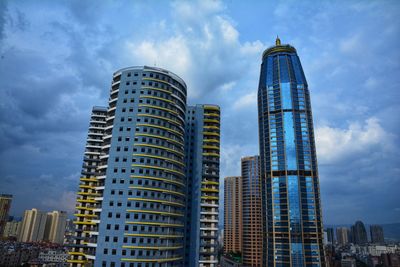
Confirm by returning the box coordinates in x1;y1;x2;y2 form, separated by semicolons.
257;38;325;266
223;176;242;254
0;194;12;237
241;156;263;266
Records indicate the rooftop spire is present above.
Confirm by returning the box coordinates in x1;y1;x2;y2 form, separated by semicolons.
276;36;281;46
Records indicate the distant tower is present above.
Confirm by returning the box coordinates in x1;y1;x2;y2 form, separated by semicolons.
370;225;384;244
44;211;68;244
224;176;242;254
326;227;335;244
18;208;47;242
352;221;368;245
258;37;325;265
0;194;12;236
241;156;262;266
336;227;350;246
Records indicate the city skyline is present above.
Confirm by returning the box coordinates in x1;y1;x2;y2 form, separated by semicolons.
0;0;399;226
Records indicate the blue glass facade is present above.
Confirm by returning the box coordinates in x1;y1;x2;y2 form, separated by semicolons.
258;40;325;266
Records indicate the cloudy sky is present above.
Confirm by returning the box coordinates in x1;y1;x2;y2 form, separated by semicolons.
0;0;399;225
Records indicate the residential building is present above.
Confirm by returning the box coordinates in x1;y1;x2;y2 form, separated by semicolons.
18;208;47;242
381;253;400;267
185;105;220;267
336;227;350;246
241;156;262;266
370;225;385;244
0;241;41;266
38;249;69;265
68;106;107;265
223;176;242;254
257;37;325;266
0;194;13;236
326;227;335;244
341;258;356;267
220;255;243;267
44;211;67;244
352;221;368;245
69;66;220;266
2;220;21;239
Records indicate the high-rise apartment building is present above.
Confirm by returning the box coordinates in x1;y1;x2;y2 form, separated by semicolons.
223;176;242;254
2;220;21;239
257;37;325;266
69;66;220;267
44;211;68;244
18;208;47;242
185;105;220;267
241;156;262;266
351;221;368;245
370;225;384;244
69;106;107;265
336;227;350;246
0;194;13;236
326;228;335;244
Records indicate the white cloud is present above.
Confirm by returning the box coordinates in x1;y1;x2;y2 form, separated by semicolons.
218;81;236;92
233;91;257;110
339;34;362;54
364;77;378;90
127;36;191;77
316;117;393;164
123;0;264;100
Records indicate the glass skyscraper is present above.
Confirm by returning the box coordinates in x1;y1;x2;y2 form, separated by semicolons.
257;38;325;266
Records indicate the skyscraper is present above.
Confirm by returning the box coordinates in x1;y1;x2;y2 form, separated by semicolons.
370;225;384;244
44;211;68;244
257;37;325;266
69;66;220;267
241;156;262;266
2;220;21;239
351;221;368;245
185;104;220;267
0;194;12;236
336;227;350;246
223;176;242;254
69;106;107;266
18;208;47;242
326;227;335;244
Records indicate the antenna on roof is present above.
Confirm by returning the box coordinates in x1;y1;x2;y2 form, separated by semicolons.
276;35;281;46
